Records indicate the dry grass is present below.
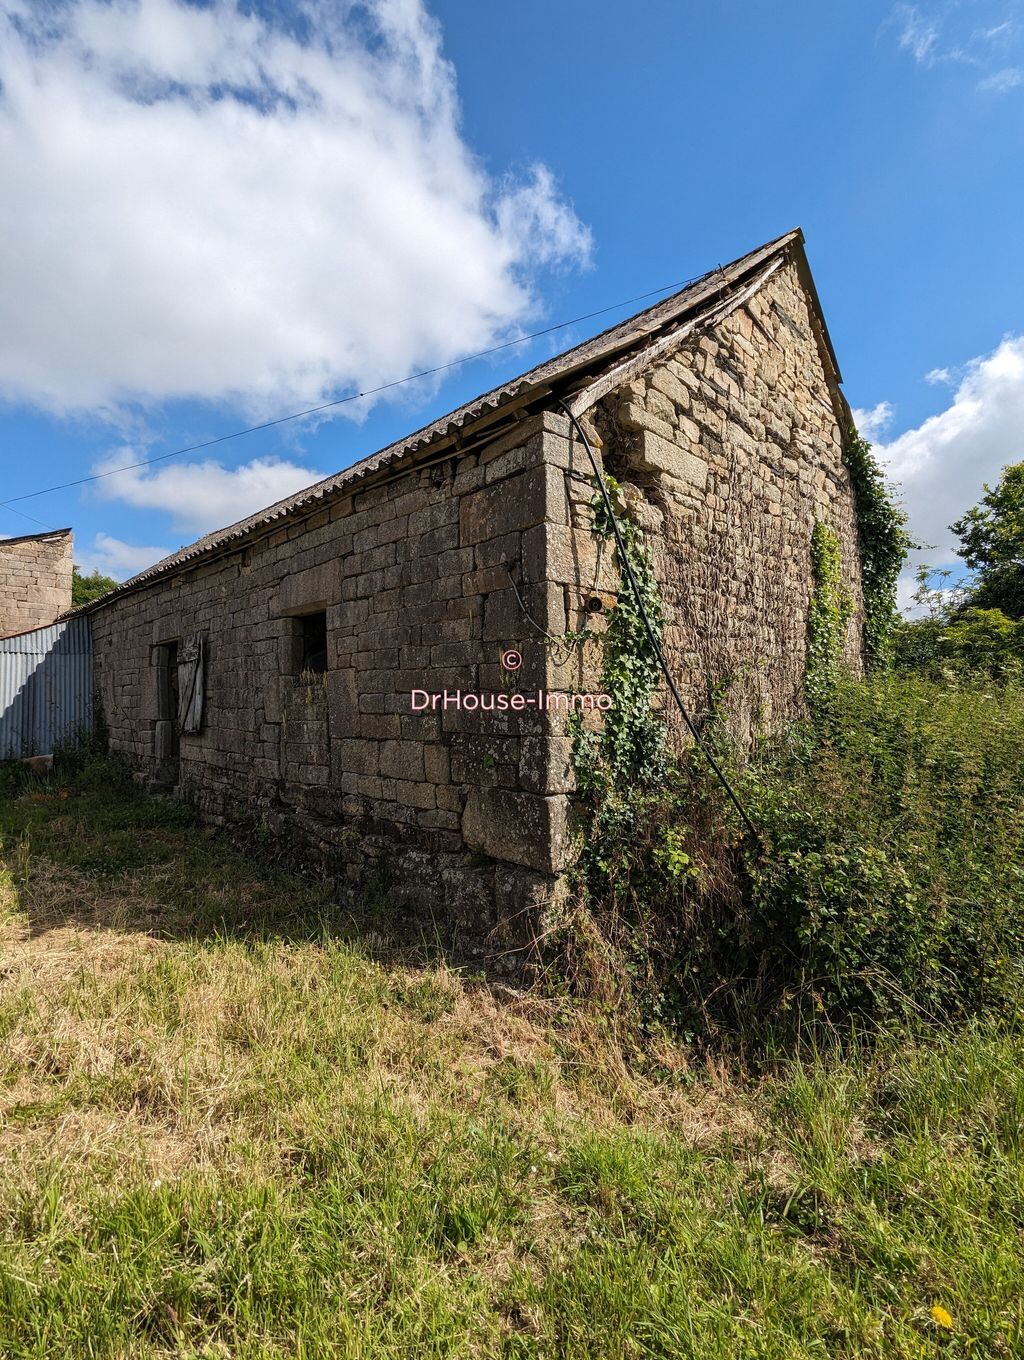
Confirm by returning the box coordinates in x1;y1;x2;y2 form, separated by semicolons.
1;757;1022;1357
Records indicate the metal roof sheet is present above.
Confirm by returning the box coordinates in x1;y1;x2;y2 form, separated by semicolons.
79;228;813;612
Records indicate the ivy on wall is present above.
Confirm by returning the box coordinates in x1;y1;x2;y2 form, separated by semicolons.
843;431;912;670
566;478;700;987
571;477;667;802
806;521;854;721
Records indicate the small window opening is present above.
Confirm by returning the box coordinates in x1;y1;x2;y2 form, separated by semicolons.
298;610;328;674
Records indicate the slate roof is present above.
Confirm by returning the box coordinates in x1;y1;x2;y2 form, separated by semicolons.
82;227;829;611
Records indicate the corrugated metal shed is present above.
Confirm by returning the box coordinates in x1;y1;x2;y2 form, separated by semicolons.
0;617;93;759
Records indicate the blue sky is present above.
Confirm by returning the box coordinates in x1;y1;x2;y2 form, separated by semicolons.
1;0;1022;603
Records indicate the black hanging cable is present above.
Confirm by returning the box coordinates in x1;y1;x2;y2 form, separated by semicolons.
1;273;704;509
0;501;55;532
556;398;761;843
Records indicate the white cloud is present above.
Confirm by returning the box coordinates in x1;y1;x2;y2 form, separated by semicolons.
871;336;1024;606
978;66;1023;92
894;4;940;63
925;366;953;385
91;453;326;535
851;400;895;441
981;20;1016;43
77;531;172;580
0;0;592;417
889;2;1024;85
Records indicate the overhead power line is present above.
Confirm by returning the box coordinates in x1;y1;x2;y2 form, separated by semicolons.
0;273;700;520
0;502;56;532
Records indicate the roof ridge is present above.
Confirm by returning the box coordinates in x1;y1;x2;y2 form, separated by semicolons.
76;228;805;613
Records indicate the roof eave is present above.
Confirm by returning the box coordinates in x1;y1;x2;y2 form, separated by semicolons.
77;227;842;614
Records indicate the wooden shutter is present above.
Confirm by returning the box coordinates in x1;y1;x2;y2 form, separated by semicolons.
176;632;206;734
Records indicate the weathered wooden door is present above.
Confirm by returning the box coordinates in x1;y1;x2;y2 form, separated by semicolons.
153;640;179;788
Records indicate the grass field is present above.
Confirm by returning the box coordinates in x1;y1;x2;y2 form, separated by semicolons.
1;757;1022;1358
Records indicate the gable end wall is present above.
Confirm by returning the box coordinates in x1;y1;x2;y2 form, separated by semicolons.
542;258;864;748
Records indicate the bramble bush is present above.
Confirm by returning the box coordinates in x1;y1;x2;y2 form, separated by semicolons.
567;672;1024;1042
735;673;1024;1028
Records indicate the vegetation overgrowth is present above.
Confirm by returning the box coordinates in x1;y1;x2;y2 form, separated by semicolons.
566;446;1024;1043
2;443;1021;1354
567;668;1024;1042
2;754;1023;1356
804;521;853;723
842;431;912;669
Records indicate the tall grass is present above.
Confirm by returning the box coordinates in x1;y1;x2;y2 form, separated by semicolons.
1;755;1023;1355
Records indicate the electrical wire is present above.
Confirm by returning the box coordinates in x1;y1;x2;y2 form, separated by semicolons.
556;399;761;843
0;273;703;515
0;502;57;532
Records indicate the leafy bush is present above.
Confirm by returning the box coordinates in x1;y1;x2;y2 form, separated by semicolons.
940;607;1024;676
737;674;1024;1027
567;673;1024;1042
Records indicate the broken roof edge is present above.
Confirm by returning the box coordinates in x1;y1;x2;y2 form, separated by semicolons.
566;255;789;420
0;527;73;548
75;227;840;616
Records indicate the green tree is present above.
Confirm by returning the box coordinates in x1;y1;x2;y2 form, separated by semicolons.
72;565;118;607
951;461;1024;619
943;606;1024;676
895;565;1024;680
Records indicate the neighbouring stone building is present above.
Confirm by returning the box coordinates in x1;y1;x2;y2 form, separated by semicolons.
81;230;864;936
0;528;74;637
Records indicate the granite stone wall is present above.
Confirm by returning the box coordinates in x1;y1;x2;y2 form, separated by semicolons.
546;259;864;753
0;529;74;637
89;414;573;942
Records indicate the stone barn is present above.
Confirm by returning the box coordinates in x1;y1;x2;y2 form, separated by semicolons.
82;229;864;931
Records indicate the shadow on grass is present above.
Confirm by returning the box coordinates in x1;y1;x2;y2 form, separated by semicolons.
0;753;494;978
